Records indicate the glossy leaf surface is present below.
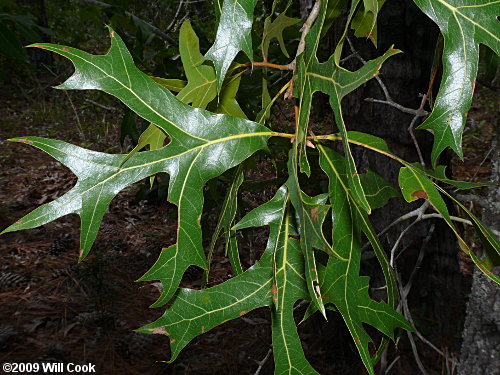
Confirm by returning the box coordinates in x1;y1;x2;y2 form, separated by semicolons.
318;145;411;374
412;0;500;165
205;0;258;91
4;29;272;306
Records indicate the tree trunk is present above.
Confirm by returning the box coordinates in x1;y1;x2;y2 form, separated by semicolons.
459;133;500;375
332;0;469;371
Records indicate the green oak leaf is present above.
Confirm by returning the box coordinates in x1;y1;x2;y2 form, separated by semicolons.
140;186;319;373
262;9;299;60
321;131;499;282
286;149;342;319
120;123;167;186
294;0;328;176
176;20;217;109
212;75;247;118
409;163;493;190
151;76;186;92
138;239;274;361
351;0;386;46
234;186;289;309
318;145;410;375
3;28;272;306
295;0;399;212
398;166;500;283
321;0;349;37
412;0;500;165
121;122;166;161
205;0;258;92
333;0;361;65
360;168;400;210
205;165;245;285
271;208;320;375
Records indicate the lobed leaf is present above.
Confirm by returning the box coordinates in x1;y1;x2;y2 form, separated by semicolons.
262;7;299;60
205;0;258;91
319;131;499;282
412;0;500;165
176;20;217;109
318;145;411;374
4;29;272;306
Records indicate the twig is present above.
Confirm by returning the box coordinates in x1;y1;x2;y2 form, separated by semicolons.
284;0;321;98
240;61;292;70
470;145;495;180
345;36;428;118
420;213;472;226
286;0;321;71
394;224;459;370
390;219;420;267
64;91;85;140
84;99;118;112
254;348;273;375
362;202;429;251
456;194;500;211
407;94;427;166
79;0;177;45
384;355;400;374
165;0;185;34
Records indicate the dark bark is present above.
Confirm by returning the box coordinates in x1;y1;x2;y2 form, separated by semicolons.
459;134;500;375
314;0;470;371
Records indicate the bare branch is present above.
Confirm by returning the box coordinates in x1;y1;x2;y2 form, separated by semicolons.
254;348;273;375
345;36;429;118
408;94;428;166
165;0;185;34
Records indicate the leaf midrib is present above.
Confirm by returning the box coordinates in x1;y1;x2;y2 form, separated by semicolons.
16;131;271;228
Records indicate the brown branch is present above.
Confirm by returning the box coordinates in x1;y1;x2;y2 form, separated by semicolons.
240;61;292;71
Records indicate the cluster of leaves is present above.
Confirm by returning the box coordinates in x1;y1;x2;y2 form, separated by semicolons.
2;0;499;373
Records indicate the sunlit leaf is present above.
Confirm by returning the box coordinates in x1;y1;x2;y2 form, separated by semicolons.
205;0;258;91
4;29;272;306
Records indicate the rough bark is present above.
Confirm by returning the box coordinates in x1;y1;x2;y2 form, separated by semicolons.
459;133;500;375
315;0;470;371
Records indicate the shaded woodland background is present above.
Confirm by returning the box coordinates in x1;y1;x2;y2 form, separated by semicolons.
0;0;498;374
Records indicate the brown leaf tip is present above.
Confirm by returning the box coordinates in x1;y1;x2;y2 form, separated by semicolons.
201;326;205;334
15;220;23;225
239;310;247;316
148;327;169;335
411;190;428;200
79;249;84;258
390;48;398;54
17;138;34;144
32;44;45;49
111;30;115;38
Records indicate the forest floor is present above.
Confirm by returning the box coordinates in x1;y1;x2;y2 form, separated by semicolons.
0;71;497;375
